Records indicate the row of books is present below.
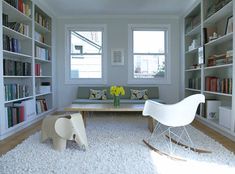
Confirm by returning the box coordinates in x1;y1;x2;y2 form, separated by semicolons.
36;99;48;114
5;106;24;128
4;84;30;101
35;45;50;60
3;59;31;76
35;11;50;30
3;35;21;53
35;31;45;43
4;0;32;17
35;63;42;76
5;99;36;129
205;76;232;94
188;77;201;90
3;14;30;36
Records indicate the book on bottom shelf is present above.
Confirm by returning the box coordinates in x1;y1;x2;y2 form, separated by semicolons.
36;99;48;114
5;106;24;128
14;99;35;121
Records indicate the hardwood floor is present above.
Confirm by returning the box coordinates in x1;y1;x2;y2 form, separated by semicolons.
0;116;234;156
0;120;42;156
192;120;235;153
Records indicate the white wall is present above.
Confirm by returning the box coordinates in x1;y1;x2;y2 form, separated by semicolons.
56;15;181;108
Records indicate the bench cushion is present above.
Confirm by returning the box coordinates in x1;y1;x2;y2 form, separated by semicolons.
72;98;164;104
77;86;159;99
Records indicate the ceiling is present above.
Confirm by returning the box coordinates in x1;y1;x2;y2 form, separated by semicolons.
44;0;197;17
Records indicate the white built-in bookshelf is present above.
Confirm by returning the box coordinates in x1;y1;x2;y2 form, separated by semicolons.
0;0;54;140
184;0;235;140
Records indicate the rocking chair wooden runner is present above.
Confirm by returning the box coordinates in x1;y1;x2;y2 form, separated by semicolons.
142;94;211;157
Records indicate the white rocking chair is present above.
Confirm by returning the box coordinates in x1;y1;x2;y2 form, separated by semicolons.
142;94;210;155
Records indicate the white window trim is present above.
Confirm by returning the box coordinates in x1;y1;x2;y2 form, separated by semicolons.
127;24;171;85
65;24;107;85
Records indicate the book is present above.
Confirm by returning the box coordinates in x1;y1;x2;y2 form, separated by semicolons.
2;13;8;26
35;63;41;76
14;99;35;120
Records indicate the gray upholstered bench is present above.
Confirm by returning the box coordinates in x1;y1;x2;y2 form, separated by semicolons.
73;86;163;104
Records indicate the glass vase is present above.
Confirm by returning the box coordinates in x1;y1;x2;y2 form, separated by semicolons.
113;95;120;107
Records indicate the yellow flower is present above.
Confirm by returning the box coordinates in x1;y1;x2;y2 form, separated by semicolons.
110;86;125;96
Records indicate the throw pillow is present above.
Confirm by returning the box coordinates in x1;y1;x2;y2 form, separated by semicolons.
89;89;107;100
130;89;149;100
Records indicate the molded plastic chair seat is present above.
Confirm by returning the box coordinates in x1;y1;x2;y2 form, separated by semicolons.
142;94;205;154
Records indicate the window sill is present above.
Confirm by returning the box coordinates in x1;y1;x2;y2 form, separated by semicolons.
127;78;171;85
65;78;107;85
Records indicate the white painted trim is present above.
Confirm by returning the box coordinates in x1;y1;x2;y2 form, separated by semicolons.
64;24;107;85
127;24;171;85
58;14;180;20
0;1;4;134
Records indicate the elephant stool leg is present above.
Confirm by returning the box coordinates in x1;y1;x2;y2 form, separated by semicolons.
53;138;67;151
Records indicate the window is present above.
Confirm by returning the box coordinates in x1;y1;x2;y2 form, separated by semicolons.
65;24;107;84
128;24;171;84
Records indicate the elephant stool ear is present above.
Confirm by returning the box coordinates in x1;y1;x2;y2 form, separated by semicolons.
55;118;73;140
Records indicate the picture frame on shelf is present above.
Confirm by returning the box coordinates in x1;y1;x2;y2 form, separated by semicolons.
225;16;233;34
111;49;124;66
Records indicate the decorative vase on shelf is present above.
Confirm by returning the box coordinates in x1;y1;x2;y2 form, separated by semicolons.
113;95;120;107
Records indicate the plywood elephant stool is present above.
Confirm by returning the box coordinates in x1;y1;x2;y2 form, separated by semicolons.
41;113;88;151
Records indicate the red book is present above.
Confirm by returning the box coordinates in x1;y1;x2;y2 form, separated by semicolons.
18;0;23;13
19;106;24;122
35;64;38;76
205;76;212;91
35;64;41;76
225;78;228;94
210;77;218;92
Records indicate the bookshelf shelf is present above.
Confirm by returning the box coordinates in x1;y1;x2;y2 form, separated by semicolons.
0;0;54;140
185;88;201;92
36;108;54;117
196;115;235;136
35;57;51;63
3;50;32;59
2;0;32;24
34;22;51;34
3;26;32;40
203;1;233;27
185;24;201;37
185;47;199;54
4;96;34;104
36;92;52;97
185;68;201;72
4;76;33;78
204;91;232;97
35;40;51;48
204;64;233;70
184;0;235;140
205;32;233;47
35;76;52;78
4;120;26;134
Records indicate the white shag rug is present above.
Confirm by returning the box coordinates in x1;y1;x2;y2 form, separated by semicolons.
0;114;235;174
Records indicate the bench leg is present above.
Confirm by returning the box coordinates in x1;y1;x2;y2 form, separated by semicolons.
148;117;155;133
81;111;87;127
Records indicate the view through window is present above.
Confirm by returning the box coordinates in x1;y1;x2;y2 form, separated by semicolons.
70;31;102;78
133;30;166;79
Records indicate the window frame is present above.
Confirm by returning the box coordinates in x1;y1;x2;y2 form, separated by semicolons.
65;24;107;85
128;24;171;84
